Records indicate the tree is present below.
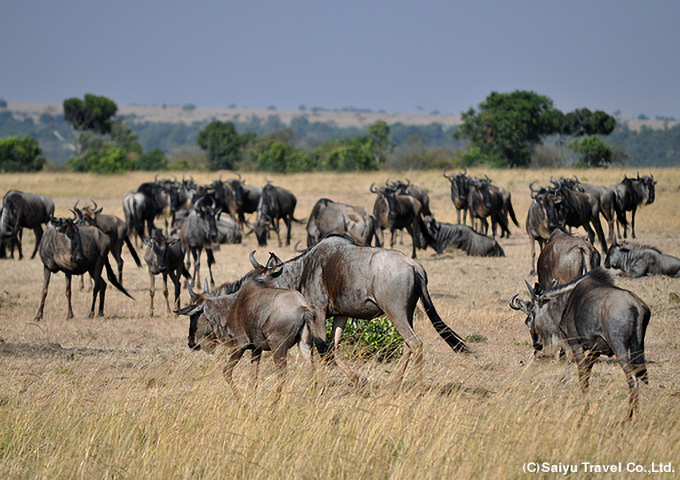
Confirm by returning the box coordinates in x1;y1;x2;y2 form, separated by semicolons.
569;136;613;167
0;136;45;172
63;94;118;154
197;120;251;171
454;91;616;167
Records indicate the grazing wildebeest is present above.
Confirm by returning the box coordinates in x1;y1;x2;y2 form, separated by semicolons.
226;174;262;230
250;235;468;382
545;181;608;253
143;229;191;316
420;215;505;257
509;268;650;419
34;217;134;321
389;179;432;217
604;236;680;278
122;179;172;240
0;190;54;259
180;197;221;287
215;216;242;245
177;272;326;392
536;227;601;290
443;169;470;225
613;173;656;239
251;183;301;247
466;177;517;238
306;198;381;247
526;182;559;275
72;201;142;283
370;183;423;258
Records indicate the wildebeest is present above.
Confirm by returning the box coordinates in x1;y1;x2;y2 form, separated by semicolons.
180;197;221;287
604;236;680;278
509;268;650;419
567;176;619;245
613;173;656;239
526;182;559;275
536;227;600;290
143;229;191;316
34;217;134;321
545;181;608;253
370;183;423;258
72;201;142;283
122;180;172;240
226;174;262;230
249;235;468;382
177;270;326;391
251;183;301;247
420;215;505;257
306;198;381;247
0;190;55;259
466;177;518;238
193;178;238;224
443;169;470;225
215;216;242;245
389;179;432;217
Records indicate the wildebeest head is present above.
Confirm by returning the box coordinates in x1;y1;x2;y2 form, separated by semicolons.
194;197;221;243
50;217;86;264
509;281;564;353
177;279;217;351
144;229;171;273
638;173;656;205
604;235;627;269
0;194;20;237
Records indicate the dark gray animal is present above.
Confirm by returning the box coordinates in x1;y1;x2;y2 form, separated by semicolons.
177;274;326;391
420;215;504;257
251;183;301;247
180;197;221;287
143;229;191;316
526;182;559;275
34;217;134;321
537;227;601;290
443;169;470;225
122;180;172;240
604;237;680;278
249;235;468;382
370;183;423;258
306;198;381;247
389;179;432;217
467;177;517;238
509;268;650;419
72;201;142;283
613;174;656;239
568;176;619;245
215;216;242;245
226;174;262;230
0;190;54;259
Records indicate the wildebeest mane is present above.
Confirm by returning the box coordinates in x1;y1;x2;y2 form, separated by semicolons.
619;241;662;254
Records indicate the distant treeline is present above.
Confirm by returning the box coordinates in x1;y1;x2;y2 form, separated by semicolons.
1;108;679;168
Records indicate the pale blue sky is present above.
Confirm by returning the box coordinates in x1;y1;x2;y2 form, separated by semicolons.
2;0;678;118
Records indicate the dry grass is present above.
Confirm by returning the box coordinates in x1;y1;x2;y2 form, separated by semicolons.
1;168;679;478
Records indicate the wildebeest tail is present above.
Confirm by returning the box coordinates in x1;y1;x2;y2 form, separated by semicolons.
104;256;135;299
631;304;651;384
206;248;216;267
613;190;628;229
124;237;143;268
416;270;468;353
508;199;519;227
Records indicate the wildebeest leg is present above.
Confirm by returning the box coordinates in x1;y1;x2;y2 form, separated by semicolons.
206;249;216;288
112;241;124;283
328;316;360;383
250;348;263;390
90;261;106;318
15;228;24;260
284;217;293;246
190;247;201;287
389;228;397;248
162;272;171;314
148;271;156;316
384;307;423;385
223;345;249;397
170;271;182;312
30;226;43;259
65;273;77;319
577;349;599;393
630;206;637;239
34;267;52;321
529;238;537;275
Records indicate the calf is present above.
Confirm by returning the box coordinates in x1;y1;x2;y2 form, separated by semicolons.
605;236;680;278
510;268;650;419
143;229;191;316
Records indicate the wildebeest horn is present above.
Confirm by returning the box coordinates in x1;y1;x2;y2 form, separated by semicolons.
462;167;467;176
249;251;264;268
186;281;197;301
90;199;98;211
573;175;579;183
524;279;534;297
508;294;521;310
443;169;452;179
370;183;378;194
294;241;305;252
203;279;209;294
154;174;159;182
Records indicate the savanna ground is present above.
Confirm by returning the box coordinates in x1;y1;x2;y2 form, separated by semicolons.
1;168;679;479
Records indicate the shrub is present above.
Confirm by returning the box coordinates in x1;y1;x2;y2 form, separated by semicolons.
0;136;45;172
68;145;132;174
327;317;404;362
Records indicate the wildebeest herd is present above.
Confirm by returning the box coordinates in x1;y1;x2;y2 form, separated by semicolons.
1;170;673;419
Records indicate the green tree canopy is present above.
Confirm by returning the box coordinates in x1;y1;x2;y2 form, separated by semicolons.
63;94;118;154
197;120;252;171
569;136;613;167
0;136;45;172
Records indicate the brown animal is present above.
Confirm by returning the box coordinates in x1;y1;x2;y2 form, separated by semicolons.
537;228;600;290
143;229;191;316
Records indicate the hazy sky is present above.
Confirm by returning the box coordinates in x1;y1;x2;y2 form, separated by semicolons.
2;1;679;118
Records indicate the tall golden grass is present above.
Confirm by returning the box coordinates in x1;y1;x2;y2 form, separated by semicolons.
1;168;679;478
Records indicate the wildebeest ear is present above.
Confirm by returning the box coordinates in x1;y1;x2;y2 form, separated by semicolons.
524;279;534;297
270;265;284;278
266;252;284;269
186;281;197;301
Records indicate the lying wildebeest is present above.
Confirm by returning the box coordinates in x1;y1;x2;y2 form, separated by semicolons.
536;227;600;290
420;215;504;257
306;198;381;248
370;183;423;258
0;190;55;259
443;169;470;225
144;229;191;316
251;183;301;247
604;236;680;278
215;216;242;245
72;200;142;283
526;182;559;275
509;267;650;419
177;271;325;391
34;217;134;321
250;234;468;382
180;197;221;287
613;173;656;239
